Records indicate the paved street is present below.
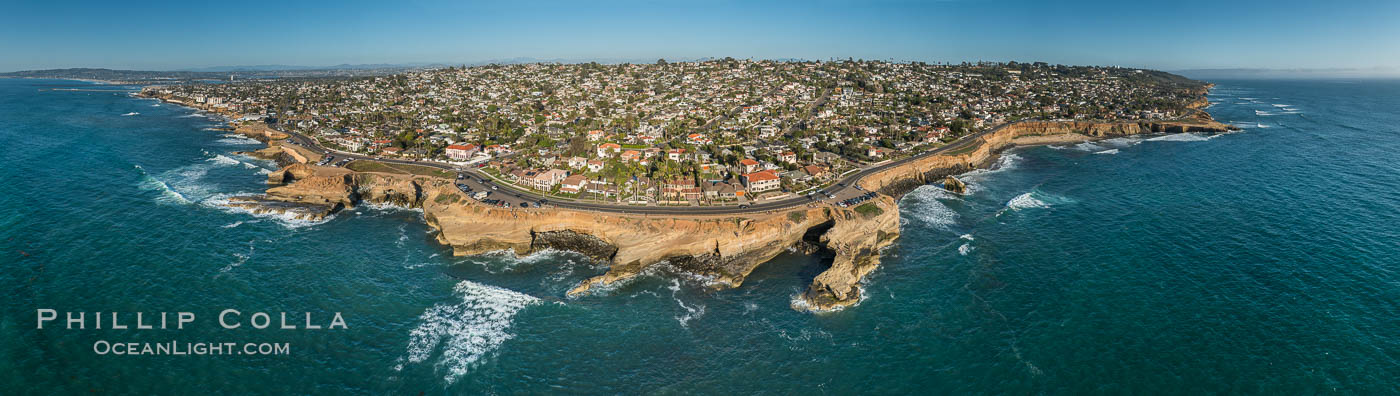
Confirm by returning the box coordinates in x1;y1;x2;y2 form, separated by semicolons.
277;121;1013;215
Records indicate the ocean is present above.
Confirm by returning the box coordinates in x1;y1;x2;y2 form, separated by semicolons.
2;78;1398;394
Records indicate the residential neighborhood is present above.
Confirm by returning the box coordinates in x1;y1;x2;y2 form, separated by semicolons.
142;59;1206;206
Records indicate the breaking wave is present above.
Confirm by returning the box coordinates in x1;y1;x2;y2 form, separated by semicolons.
1147;133;1212;142
135;165;192;205
1101;137;1142;147
462;248;591;275
1071;142;1106;152
121;112;139;116
1006;192;1049;210
791;285;868;313
204;194;334;230
133;160;235;205
959;152;1022;193
396;280;541;384
206;154;242;167
362;201;425;215
965;152;1020;177
899;185;959;230
1001;190;1075;214
216;136;262;145
1093;149;1120;155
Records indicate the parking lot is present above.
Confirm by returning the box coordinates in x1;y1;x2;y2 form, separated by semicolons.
452;172;544;209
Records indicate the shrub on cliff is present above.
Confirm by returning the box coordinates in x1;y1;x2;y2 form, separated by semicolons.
433;193;460;205
788;211;806;223
854;203;883;218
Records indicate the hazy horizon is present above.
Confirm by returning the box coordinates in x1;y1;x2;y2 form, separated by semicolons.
3;0;1398;74
10;61;1400;81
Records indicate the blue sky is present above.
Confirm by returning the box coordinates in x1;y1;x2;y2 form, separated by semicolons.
2;0;1397;72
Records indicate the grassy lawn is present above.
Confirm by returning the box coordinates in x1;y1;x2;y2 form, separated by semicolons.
433;193;460;205
854;203;884;218
943;142;981;156
346;160;455;179
787;211;807;223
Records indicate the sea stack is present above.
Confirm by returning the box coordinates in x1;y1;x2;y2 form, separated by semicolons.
942;176;967;194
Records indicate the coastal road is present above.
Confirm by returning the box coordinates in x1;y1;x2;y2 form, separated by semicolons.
275;121;1015;215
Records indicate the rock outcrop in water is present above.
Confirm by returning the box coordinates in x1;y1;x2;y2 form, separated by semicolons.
799;195;901;311
942;176;967;194
224;196;338;221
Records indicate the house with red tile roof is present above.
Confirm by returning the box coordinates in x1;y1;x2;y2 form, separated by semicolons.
741;169;780;193
739;158;760;173
445;144;479;160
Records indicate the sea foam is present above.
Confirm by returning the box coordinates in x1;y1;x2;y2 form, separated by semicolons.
1147;133;1211;142
959;152;1022;193
1001;190;1076;213
216;137;262;146
900;185;959;230
669;279;706;328
1102;137;1143;147
206;154;242;167
397;280;541;384
1071;142;1106;152
204;194;334;230
1006;192;1050;210
136;170;192;205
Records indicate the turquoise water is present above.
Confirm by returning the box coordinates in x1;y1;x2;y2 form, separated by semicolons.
3;78;1399;394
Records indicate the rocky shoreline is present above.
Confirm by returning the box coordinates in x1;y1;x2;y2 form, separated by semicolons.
237;158;902;311
152;91;1234;312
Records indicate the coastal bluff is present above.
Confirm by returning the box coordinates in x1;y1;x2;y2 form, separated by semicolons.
252;164;899;311
859;117;1235;196
234;116;1231;312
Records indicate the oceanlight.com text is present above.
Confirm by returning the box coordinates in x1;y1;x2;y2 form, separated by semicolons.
92;340;291;356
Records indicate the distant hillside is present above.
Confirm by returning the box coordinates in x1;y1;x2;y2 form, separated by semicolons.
0;66;419;83
0;68;226;81
181;63;445;72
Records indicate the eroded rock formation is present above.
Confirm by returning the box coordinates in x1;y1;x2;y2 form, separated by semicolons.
942;176;967;194
222;116;1233;313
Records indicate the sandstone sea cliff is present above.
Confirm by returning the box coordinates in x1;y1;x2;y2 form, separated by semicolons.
234;115;1232;312
257;162;901;311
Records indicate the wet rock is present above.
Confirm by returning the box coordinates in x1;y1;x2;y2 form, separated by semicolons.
223;196;339;221
530;230;618;262
942;176;966;194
